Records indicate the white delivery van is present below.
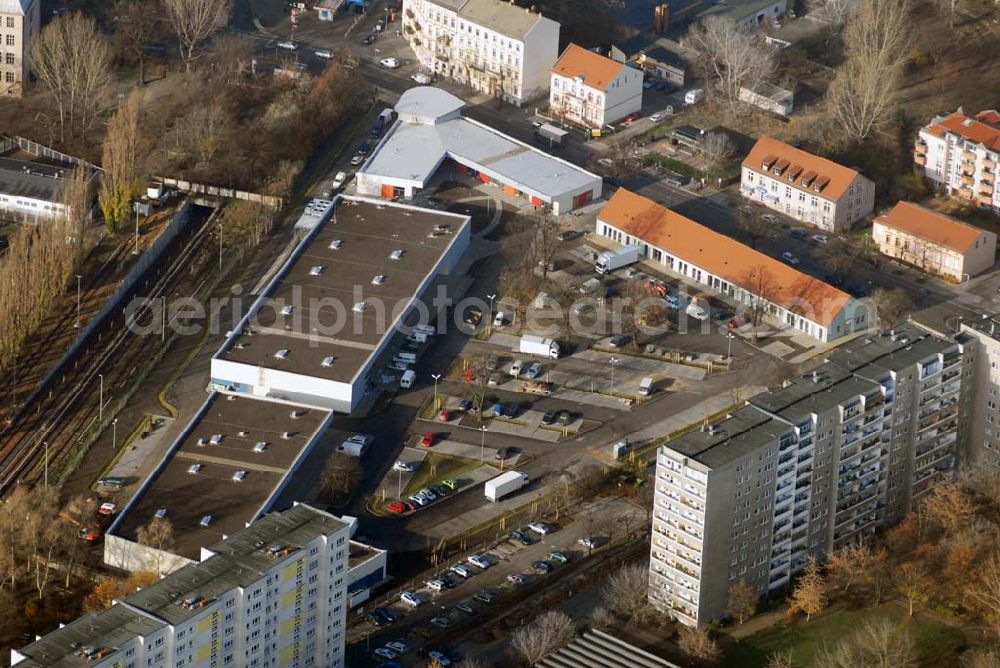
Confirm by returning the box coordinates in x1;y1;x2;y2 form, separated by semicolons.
638;377;655;396
400;370;416;388
395;351;417;364
414;324;436;336
407;331;428;344
685;88;705;105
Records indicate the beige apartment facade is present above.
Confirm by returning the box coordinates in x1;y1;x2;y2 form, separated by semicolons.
0;0;39;98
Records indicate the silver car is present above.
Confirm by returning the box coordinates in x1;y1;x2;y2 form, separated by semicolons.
523;362;542;379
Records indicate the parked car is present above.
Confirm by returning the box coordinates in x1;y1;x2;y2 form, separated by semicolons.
533;560;553;573
762;213;778;224
527;522;552;536
380;57;399;68
506;573;527;586
419;432;435;447
437;409;451;422
400;591;422;607
790;227;808;239
427;650;452;666
374;607;398;623
277;40;298;50
548;551;569;564
474;590;497;604
350;153;365;166
374;647;397;660
523;362;542;379
650;111;669;123
654;81;672;92
557;229;583;242
430;484;450;497
430;616;451;629
509;360;524;377
450;563;473;578
579;536;600;549
440;479;457;490
491;403;506;418
331;171;348;190
467;554;491;569
418;488;437;502
464;306;483;326
385;641;408;654
426;579;447;592
459;399;473;411
393;460;413;472
609;334;629;348
541;410;557;425
386;501;407;514
510;529;533;545
624;111;642;123
412;72;432;84
556;410;573;426
367;610;392;626
495;447;515;460
781;251;801;265
486;355;499;371
456;602;475;615
315;48;333;59
362;34;376;45
408;495;427;507
811;234;830;244
487;372;501;386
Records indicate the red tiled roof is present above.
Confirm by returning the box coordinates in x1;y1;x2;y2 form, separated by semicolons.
876;201;992;254
926;110;1000;151
743;136;862;201
551;44;625;92
598;189;852;327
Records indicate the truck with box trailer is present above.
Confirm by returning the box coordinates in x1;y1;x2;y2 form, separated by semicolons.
485;471;529;502
595;245;642;274
534;123;568;148
519;334;560;359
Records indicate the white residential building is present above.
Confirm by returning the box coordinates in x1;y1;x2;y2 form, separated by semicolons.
550;44;643;128
959;316;1000;469
401;0;559;105
914;109;1000;214
649;325;972;625
13;504;352;668
0;0;39;97
741;135;876;232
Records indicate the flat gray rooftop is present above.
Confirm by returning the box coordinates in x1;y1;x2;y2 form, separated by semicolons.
361;106;599;199
0;157;68;203
14;506;345;667
115;394;330;560
218;197;469;383
752;371;880;423
665;405;785;469
432;0;548;39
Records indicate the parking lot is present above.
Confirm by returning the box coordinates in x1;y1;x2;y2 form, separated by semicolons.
346;496;644;666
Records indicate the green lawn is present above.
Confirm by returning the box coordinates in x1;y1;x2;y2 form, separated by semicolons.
719;605;967;667
402;453;483;498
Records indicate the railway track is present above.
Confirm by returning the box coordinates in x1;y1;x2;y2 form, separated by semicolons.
0;205;220;495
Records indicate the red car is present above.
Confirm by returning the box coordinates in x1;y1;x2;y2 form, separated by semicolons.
420;432;435;448
624;111;642;123
437;409;451;422
387;501;406;514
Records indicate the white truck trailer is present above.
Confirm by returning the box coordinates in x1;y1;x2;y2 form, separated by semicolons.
485;471;529;502
595;245;642;274
519;334;561;359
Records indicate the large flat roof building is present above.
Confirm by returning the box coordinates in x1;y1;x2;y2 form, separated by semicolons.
16;504;352;668
210;194;471;415
649;323;972;625
356;86;602;215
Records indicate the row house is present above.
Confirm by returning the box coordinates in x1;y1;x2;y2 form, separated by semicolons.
401;0;559;106
741;135;875;232
914;108;1000;214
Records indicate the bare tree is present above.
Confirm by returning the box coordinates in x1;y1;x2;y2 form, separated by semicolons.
702;132;736;178
894;561;930;616
921;480;977;537
966;551;1000;639
114;0;160;85
533;210;562;280
963;649;1000;668
136;516;175;577
815;618;915;668
687;17;775;113
869;286;914;331
162;0;232;72
210;32;256;81
678;625;721;662
462;354;494;419
790;556;827;622
738;207;770;249
29;12;113;142
725;580;759;624
510;610;575;664
814;0;855;25
826;542;873;594
99;91;143;233
601;563;649;620
320;451;362;505
766;651;796;668
739;265;781;333
827;0;911;140
815;239;856;284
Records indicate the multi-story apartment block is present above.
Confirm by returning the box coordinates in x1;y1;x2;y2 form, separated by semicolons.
0;0;39;97
959;316;1000;469
914;109;1000;214
649;324;972;625
401;0;559;106
741;135;875;232
12;504;352;668
872;201;996;281
550;44;643;128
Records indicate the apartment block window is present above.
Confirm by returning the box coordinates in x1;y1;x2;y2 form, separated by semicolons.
5;17;13;28
6;35;14;46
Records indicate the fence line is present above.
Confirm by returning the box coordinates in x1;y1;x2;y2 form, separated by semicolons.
156;176;283;209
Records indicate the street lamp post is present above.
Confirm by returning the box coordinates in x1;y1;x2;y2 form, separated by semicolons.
431;373;441;411
609;357;619;395
217;223;223;271
726;332;734;359
112;418;118;450
98;373;104;422
75;275;82;328
486;293;496;335
397;469;402;499
480;425;487;462
134;207;140;255
43;441;48;488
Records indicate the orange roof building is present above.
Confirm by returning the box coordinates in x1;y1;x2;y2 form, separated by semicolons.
872;201;996;280
915;109;1000;214
741;136;875;232
550;44;643;128
596;188;863;342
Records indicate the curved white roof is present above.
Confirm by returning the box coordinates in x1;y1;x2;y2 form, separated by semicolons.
394;86;465;125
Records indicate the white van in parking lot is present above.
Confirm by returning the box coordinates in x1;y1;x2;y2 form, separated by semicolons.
400;370;416;388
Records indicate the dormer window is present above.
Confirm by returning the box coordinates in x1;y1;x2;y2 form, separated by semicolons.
760;155;778;172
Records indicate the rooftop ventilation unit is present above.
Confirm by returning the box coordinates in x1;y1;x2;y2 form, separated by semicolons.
372;274;385;286
322;356;335;367
200;515;213;527
155;508;167;519
232;470;247;482
274;349;289;359
280;305;294;316
390;249;403;260
253;441;267;453
281;431;291;439
329;240;342;250
309;266;323;276
209;434;223;445
352;302;367;314
238;430;248;437
196;437;206;447
290;409;303;419
187;464;202;475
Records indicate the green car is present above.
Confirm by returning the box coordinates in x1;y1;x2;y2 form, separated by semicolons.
440;479;457;491
548;551;568;564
